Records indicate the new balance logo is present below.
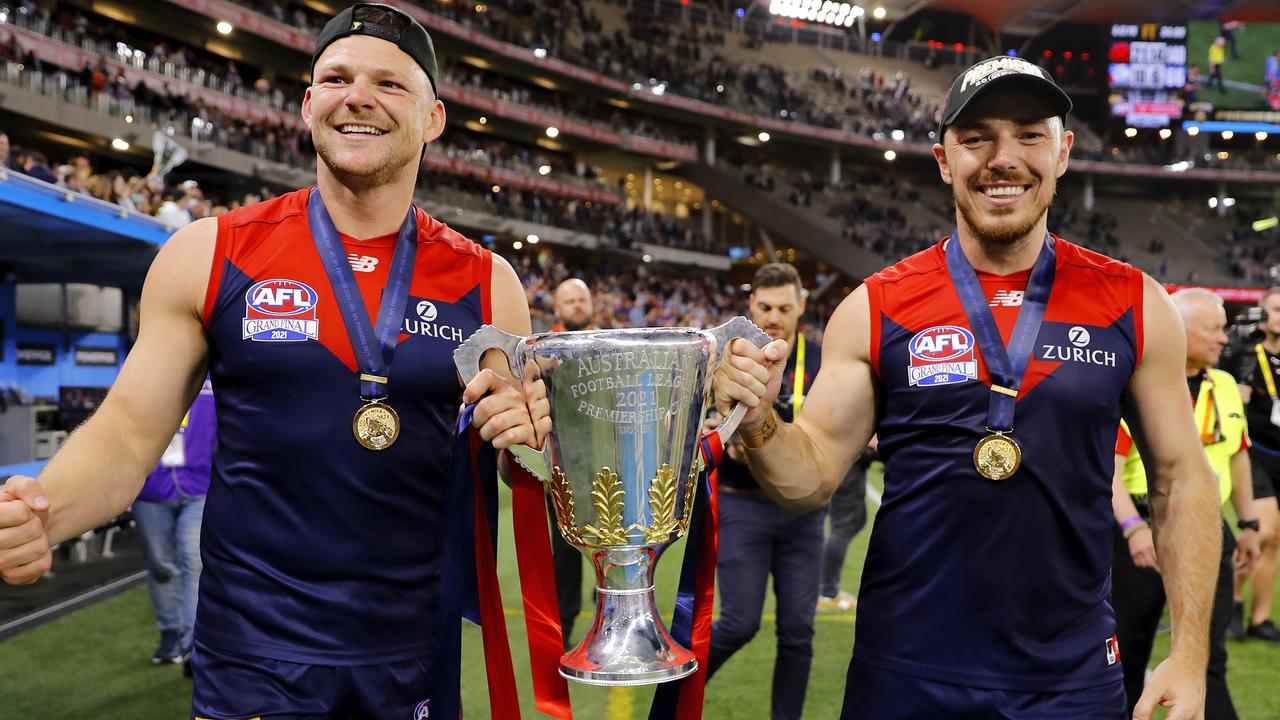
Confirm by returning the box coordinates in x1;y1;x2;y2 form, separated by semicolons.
989;290;1024;307
348;254;379;273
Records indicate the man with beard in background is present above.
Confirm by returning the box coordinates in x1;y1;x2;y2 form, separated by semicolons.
547;276;597;645
705;262;824;720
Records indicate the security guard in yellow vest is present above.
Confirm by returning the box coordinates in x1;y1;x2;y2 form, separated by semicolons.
1110;288;1262;720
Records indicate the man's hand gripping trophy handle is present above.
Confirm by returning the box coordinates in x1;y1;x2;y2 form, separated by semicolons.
455;326;551;459
713;335;791;448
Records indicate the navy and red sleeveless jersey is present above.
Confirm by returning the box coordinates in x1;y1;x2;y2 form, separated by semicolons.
856;236;1143;691
197;187;492;664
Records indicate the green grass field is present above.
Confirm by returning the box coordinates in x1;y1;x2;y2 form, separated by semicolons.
3;466;1279;718
1187;20;1280;110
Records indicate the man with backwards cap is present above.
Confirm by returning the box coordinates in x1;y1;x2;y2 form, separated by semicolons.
713;56;1223;719
0;4;548;717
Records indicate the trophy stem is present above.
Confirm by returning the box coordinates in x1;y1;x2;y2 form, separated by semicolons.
559;547;698;686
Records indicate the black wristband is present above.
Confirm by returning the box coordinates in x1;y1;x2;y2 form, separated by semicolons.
1238;518;1261;532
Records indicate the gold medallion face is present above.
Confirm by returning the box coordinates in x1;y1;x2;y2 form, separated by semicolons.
353;402;400;451
973;433;1021;481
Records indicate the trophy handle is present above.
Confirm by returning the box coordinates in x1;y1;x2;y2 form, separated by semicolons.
707;316;772;445
453;325;551;480
454;324;525;382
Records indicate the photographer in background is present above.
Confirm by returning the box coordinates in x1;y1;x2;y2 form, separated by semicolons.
1231;288;1280;642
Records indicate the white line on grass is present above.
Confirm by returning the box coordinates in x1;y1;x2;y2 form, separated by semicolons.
0;570;147;637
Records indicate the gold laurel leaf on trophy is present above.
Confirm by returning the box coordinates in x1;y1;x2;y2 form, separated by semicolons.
644;464;679;543
675;467;699;535
549;466;584;545
583;467;628;545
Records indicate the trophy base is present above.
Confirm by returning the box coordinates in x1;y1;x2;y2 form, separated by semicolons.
558;585;698;686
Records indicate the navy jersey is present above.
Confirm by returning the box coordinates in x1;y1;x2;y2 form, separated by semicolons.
855;236;1143;691
720;334;820;490
197;188;491;664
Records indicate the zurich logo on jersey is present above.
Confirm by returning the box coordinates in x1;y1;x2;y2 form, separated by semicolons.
908;325;977;387
243;279;320;342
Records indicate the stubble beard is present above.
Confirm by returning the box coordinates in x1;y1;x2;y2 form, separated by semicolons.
955;179;1056;248
315;130;418;192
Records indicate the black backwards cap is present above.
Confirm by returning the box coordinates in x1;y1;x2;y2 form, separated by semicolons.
312;3;438;95
939;55;1072;132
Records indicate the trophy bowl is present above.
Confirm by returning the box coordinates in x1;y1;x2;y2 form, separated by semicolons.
454;318;768;686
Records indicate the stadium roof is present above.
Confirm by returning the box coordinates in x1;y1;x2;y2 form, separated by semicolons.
886;0;1280;39
0;170;171;287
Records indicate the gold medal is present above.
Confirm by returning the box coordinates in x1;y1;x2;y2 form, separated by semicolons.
353;401;400;451
973;431;1021;481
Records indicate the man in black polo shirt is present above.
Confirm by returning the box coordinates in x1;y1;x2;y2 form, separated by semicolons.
707;263;822;720
1232;287;1280;642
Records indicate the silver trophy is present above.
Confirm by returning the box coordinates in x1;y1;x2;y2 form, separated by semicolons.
454;318;769;686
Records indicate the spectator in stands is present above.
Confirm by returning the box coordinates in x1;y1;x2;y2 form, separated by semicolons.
714;56;1225;720
16;149;57;184
0;6;546;720
0;129;9;169
1111;288;1261;720
707;262;822;720
133;378;214;668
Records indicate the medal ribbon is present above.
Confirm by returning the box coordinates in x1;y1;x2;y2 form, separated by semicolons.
1256;344;1278;399
945;231;1056;433
510;460;575;718
437;404;521;720
648;431;724;720
307;187;418;401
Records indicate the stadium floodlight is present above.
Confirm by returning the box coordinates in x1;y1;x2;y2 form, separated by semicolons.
758;132;771;142
1124;127;1138;138
769;0;860;27
538;165;552;176
125;114;134;124
873;6;886;19
513;240;523;250
533;47;547;59
1209;197;1218;209
1223;197;1236;208
1221;131;1234;140
884;150;897;161
891;129;905;142
642;254;653;263
545;126;560;138
216;21;233;35
492;185;501;193
526;234;540;244
1257;132;1269;141
1187;126;1200;136
478;116;487;125
111;138;130;151
1158;128;1172;140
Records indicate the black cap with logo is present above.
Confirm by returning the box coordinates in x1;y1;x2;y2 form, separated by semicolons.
312;3;438;95
939;55;1072;132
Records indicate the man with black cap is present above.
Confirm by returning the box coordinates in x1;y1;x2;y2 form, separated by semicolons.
0;4;548;717
712;55;1223;719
